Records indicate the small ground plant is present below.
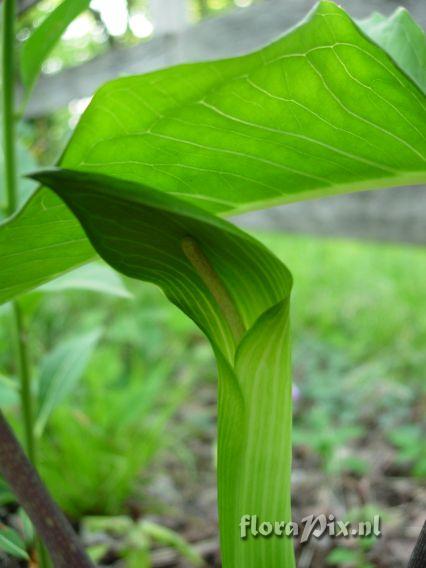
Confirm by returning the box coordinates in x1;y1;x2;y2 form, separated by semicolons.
0;1;425;567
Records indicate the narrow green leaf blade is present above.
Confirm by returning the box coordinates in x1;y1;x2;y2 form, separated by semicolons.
38;262;132;298
0;375;19;408
18;509;35;545
35;329;101;437
20;0;91;94
0;526;29;560
140;521;204;566
0;479;15;507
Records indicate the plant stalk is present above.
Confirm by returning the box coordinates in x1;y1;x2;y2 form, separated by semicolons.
2;0;18;218
0;412;94;567
12;302;36;461
13;298;50;566
2;2;44;565
3;0;37;473
2;0;36;464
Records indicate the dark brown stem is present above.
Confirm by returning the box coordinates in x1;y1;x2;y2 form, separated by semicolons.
408;521;426;568
0;411;94;567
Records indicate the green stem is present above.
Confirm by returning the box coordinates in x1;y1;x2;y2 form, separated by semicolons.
2;1;47;565
2;0;18;217
12;302;35;461
12;313;51;568
1;3;92;566
2;0;37;468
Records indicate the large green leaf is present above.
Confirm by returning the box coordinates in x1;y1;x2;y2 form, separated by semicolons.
60;3;425;213
1;1;425;304
0;189;95;302
20;0;91;95
32;167;294;567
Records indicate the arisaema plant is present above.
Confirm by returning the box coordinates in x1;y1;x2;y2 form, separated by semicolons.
0;1;425;566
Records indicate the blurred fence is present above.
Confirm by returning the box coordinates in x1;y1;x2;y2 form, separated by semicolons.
25;0;426;116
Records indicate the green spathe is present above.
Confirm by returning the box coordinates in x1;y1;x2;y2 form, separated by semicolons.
32;167;293;567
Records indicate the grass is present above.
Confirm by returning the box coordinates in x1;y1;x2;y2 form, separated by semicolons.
43;234;425;510
261;233;426;384
260;233;426;478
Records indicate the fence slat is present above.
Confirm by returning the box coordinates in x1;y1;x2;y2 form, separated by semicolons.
235;186;426;246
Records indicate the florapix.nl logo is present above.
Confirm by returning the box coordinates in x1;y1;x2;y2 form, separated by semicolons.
240;514;381;543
